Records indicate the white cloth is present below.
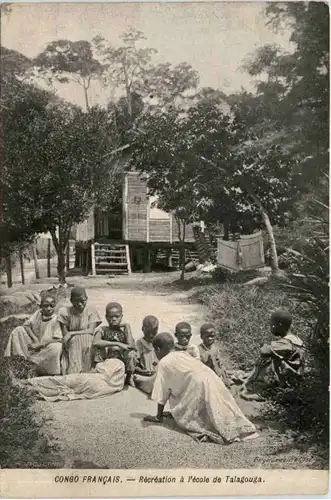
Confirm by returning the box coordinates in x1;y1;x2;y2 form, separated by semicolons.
4;311;63;375
25;359;125;401
174;343;201;360
152;351;256;444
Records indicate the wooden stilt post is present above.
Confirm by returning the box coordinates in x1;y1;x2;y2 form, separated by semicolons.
5;255;12;288
66;243;70;273
85;249;89;276
125;244;131;275
31;243;40;279
47;239;51;278
143;245;152;274
167;248;172;268
19;249;25;284
91;241;96;276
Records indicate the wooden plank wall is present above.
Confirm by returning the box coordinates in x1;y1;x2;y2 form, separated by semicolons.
149;219;171;242
75;211;95;242
126;172;148;241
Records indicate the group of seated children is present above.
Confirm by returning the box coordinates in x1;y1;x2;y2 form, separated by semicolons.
5;286;304;400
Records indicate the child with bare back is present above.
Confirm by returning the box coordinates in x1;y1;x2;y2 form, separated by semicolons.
133;315;159;395
173;322;200;360
92;302;136;386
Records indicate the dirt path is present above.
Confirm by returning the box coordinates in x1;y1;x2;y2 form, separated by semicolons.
36;276;312;469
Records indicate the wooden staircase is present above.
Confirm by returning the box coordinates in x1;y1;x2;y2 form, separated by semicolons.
94;243;131;275
193;227;217;263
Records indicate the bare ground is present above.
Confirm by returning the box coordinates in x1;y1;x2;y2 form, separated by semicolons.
26;274;321;470
4;272;323;469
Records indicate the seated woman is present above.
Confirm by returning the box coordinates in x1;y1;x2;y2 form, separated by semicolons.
4;293;63;376
20;346;125;402
57;286;101;374
133;315;159;395
239;310;305;401
144;332;259;445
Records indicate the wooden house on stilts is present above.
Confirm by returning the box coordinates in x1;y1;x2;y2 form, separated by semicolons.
74;172;199;275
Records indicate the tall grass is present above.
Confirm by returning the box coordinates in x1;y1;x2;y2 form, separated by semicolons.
195;278;327;452
195;282;309;370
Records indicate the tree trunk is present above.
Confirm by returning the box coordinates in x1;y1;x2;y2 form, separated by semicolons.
176;216;186;281
50;227;70;284
31;243;40;279
5;255;12;288
57;250;66;285
223;220;230;241
47;239;51;278
19;249;25;284
179;244;185;281
122;57;132;119
83;85;90;111
250;194;279;275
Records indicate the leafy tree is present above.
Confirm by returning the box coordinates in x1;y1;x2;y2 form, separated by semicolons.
131;109;205;280
94;29;157;118
219;2;328;271
95;29;199;117
0;46;33;85
34;40;104;110
132;85;304;274
3;70;126;283
0;48;50;259
240;2;329;189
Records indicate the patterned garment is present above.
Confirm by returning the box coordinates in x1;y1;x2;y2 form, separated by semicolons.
93;323;136;372
57;305;101;374
152;351;257;444
4;310;63;375
243;333;305;396
136;337;158;372
96;324;133;345
134;337;158;395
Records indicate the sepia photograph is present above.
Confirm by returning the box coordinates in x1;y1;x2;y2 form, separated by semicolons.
0;1;329;497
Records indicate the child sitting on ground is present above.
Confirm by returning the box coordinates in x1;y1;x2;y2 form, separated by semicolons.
239;309;305;401
92;302;136;386
173;322;200;360
133;315;159;395
198;323;229;386
5;292;63;377
58;286;101;374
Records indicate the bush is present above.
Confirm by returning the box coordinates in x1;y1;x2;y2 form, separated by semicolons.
195;282;309;370
0;366;64;468
196;278;328;461
212;267;261;285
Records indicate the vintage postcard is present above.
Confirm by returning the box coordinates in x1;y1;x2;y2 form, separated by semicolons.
0;1;329;497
